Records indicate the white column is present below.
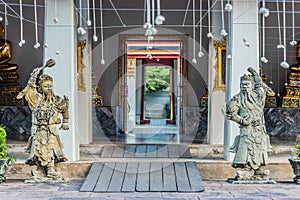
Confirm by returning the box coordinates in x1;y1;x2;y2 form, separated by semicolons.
224;0;259;160
208;0;225;145
77;0;93;145
127;59;136;133
43;0;79;161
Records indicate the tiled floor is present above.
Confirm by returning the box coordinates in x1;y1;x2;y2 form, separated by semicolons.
0;179;299;200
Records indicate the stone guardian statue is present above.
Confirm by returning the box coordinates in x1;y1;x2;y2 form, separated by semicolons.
17;59;69;182
225;67;275;183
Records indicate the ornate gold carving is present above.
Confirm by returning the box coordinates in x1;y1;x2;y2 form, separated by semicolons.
213;37;227;91
77;40;86;91
127;59;136;77
200;86;208;107
0;22;23;105
91;68;103;107
282;41;300;107
92;85;103;107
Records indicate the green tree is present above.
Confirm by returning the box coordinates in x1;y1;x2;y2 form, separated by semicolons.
145;66;170;93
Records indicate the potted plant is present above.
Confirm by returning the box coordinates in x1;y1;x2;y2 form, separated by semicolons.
288;135;300;184
0;125;14;183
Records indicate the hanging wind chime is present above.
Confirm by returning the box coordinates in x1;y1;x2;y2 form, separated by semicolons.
86;0;92;26
225;0;232;12
260;0;269;63
280;0;289;69
144;0;165;42
290;0;297;46
276;0;284;49
191;0;196;64
53;0;58;23
4;4;8;42
34;0;40;49
198;0;203;58
19;0;25;47
100;0;105;64
92;0;98;41
77;0;86;35
220;0;227;36
207;0;213;39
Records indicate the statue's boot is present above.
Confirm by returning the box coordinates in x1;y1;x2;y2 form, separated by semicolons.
31;167;46;180
47;167;61;179
254;169;270;180
236;168;254;180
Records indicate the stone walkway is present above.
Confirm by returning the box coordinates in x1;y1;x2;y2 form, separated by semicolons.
0;179;299;200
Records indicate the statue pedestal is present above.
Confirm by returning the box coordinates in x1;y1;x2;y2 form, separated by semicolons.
227;178;276;184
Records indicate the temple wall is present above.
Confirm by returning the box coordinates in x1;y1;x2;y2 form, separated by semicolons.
2;106;298;144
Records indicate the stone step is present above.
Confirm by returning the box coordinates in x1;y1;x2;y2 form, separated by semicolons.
5;159;295;181
133;126;178;134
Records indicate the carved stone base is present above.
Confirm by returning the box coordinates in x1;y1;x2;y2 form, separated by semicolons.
293;176;300;184
24;169;69;183
0;175;6;183
24;177;69;183
231;168;272;182
227;178;276;184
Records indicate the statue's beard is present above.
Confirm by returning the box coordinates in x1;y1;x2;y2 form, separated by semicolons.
43;92;54;103
241;89;254;108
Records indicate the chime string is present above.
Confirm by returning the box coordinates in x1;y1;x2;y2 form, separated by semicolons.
157;0;161;16
262;0;266;58
4;4;7;41
146;0;150;25
199;0;202;54
291;0;295;44
192;0;196;61
100;0;104;63
34;0;39;46
19;0;24;44
92;0;97;39
221;0;225;32
151;0;155;28
276;0;282;47
79;0;82;28
87;0;91;26
182;0;190;26
283;0;286;62
207;0;211;36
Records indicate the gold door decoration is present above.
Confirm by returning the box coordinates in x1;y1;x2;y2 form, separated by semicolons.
127;58;136;77
213;37;227;91
77;40;86;91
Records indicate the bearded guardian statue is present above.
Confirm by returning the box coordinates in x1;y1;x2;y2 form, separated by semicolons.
225;67;275;182
17;59;69;182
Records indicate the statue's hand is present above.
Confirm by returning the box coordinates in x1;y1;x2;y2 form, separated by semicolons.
59;122;69;130
241;114;252;126
247;67;258;76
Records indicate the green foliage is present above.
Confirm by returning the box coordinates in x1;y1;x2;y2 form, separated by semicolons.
0;126;7;159
146;66;170;93
296;144;300;159
0;126;15;163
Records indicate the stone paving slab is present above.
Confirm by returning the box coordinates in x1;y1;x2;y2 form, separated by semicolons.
0;179;299;199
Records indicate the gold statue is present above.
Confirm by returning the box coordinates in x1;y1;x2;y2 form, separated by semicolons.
0;23;23;105
282;41;300;107
17;59;69;182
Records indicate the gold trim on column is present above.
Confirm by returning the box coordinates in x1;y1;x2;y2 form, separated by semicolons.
77;40;87;91
213;37;226;91
127;58;136;77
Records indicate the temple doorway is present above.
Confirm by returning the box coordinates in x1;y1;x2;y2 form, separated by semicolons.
118;37;188;142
